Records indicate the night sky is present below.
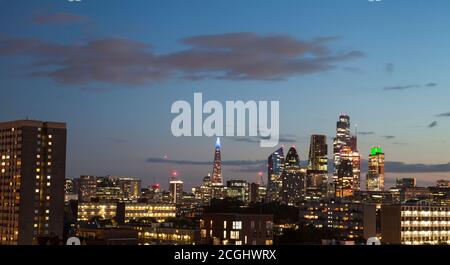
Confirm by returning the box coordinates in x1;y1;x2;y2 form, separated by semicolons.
1;0;450;189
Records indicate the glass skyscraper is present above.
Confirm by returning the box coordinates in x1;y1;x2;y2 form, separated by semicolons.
267;147;284;202
306;135;328;199
367;146;385;191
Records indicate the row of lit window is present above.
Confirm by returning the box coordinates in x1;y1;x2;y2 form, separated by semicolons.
402;210;450;217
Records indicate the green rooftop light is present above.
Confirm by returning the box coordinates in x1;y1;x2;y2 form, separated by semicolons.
370;146;383;156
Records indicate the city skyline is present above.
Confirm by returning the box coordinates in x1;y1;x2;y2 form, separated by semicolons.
1;0;450;189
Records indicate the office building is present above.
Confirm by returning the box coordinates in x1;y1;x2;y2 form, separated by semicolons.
335;147;360;197
306;135;328;199
281;147;305;205
381;201;450;245
267;147;285;202
395;178;416;189
333;115;351;179
78;175;97;202
367;146;385;191
193;175;213;205
332;115;360;196
65;178;78;202
249;182;266;203
226;180;249;203
77;202;176;223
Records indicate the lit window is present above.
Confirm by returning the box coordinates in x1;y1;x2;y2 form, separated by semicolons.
232;221;242;230
35;189;39;193
223;221;227;229
47;175;51;180
230;231;240;239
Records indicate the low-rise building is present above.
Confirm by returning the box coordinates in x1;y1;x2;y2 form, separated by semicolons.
200;213;274;245
123;224;198;245
381;201;450;245
299;200;376;242
77;202;176;223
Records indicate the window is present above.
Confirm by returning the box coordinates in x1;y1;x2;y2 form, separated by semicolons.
232;221;242;230
230;231;239;239
223;221;227;229
200;229;206;238
223;231;227;239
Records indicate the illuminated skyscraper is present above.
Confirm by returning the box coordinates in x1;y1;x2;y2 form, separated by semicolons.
352;150;361;192
335;147;353;197
332;114;360;197
211;137;224;199
333;114;352;192
0;120;66;245
169;171;184;204
267;147;285;202
366;146;385;191
211;137;222;185
281;147;305;205
306;135;328;199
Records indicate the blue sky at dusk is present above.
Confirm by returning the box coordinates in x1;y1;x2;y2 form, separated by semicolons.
1;0;450;189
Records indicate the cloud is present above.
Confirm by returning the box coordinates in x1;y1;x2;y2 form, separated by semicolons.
148;157;450;174
385;63;394;73
32;12;88;25
241;160;450;174
383;82;438;91
383;85;420;91
436;112;450;117
428;121;438;128
0;32;364;87
358;131;375;135
382;135;395;140
384;161;450;173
